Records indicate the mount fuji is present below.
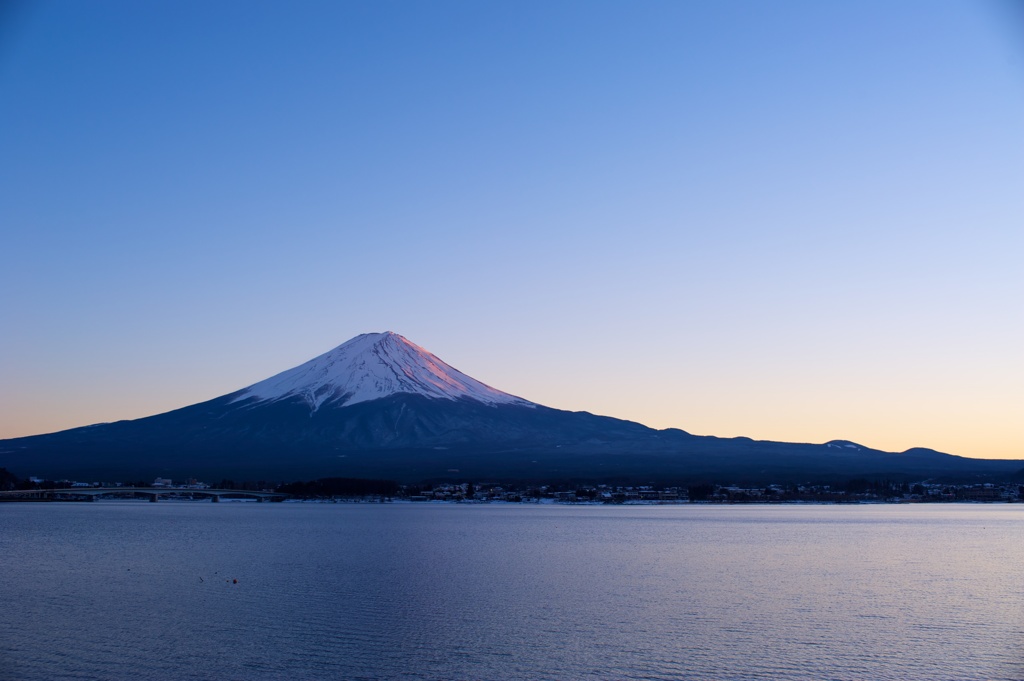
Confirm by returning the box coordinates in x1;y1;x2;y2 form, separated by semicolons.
2;332;1021;483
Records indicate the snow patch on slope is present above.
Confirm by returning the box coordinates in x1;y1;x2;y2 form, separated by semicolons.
231;332;535;412
825;440;865;451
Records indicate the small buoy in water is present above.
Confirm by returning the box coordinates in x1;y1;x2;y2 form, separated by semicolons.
232;578;238;584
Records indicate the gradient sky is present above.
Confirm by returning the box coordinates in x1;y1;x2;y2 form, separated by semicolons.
2;0;1022;460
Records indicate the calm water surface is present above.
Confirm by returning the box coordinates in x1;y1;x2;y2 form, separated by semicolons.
2;502;1023;680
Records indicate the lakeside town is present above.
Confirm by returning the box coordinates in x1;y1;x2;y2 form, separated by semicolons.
2;468;1023;504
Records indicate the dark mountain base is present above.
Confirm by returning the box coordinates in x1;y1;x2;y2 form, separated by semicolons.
2;394;1021;484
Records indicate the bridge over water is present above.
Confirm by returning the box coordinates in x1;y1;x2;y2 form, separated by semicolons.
0;487;288;502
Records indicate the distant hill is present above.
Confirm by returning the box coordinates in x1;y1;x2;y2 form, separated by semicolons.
2;332;1020;484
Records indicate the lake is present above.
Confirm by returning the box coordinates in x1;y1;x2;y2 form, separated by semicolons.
2;502;1022;680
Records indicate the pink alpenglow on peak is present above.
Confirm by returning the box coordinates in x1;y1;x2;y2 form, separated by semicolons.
231;332;535;412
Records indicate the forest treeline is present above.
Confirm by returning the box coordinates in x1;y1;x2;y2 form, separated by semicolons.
277;477;400;497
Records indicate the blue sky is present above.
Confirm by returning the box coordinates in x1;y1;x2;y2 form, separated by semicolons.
2;0;1022;459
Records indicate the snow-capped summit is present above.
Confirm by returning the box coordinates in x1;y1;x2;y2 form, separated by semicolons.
231;331;535;412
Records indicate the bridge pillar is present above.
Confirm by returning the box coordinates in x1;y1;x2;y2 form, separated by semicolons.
210;495;219;503
257;496;265;503
148;493;158;502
